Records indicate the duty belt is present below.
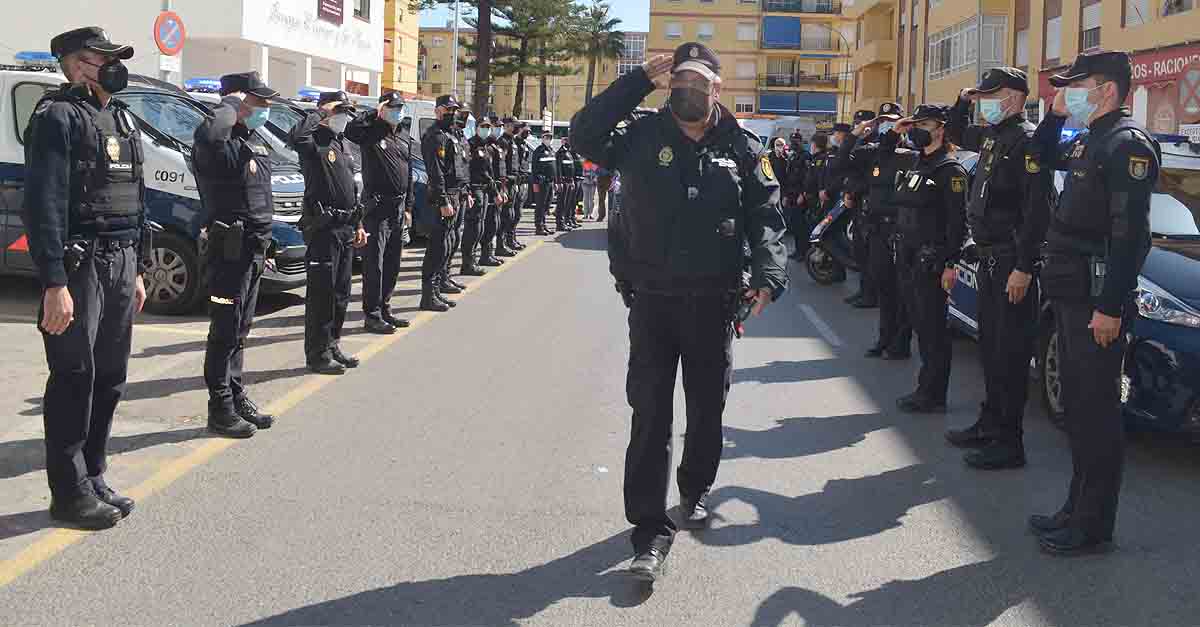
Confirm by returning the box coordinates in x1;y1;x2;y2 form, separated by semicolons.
975;243;1017;258
632;279;739;295
92;237;138;251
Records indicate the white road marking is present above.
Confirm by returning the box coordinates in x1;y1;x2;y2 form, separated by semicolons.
799;303;843;348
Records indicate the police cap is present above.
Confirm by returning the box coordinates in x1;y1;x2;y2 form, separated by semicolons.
671;42;721;82
1049;50;1132;90
51;26;133;61
877;102;903;119
219;71;278;98
974;67;1029;94
435;94;462;109
853;109;875;123
318;90;356;114
486;112;502;124
378;91;406;108
906;103;952;123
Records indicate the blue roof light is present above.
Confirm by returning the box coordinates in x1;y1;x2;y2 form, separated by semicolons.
14;51;56;64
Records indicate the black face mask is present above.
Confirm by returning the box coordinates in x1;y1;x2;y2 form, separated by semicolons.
520;130;530;138
440;112;456;127
670;87;710;123
83;58;128;94
907;127;933;150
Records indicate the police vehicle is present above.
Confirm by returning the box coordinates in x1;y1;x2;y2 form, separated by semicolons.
946;137;1200;439
0;67;308;315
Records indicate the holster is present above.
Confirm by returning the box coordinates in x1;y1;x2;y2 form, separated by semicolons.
210;220;245;262
62;239;91;274
916;245;941;276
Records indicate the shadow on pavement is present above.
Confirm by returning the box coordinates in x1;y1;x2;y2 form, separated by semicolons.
0;427;212;481
132;332;307;359
732;359;853;385
722;414;891;461
554;227;607;251
122;367;310;402
0;509;64;542
239;531;654;627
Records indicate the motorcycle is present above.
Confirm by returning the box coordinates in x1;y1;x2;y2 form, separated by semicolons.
805;199;861;285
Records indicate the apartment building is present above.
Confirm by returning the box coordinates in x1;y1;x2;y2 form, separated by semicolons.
648;0;852;125
416;27;648;119
383;0;421;95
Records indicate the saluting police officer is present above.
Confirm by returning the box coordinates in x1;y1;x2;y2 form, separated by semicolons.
841;102;914;359
194;71;280;438
345;92;416;335
820;123;850;218
943;68;1053;470
25;27;146;528
1028;50;1158;556
834;109;882;308
531;130;559;235
886;105;968;413
420;95;466;311
571;43;788;583
289;91;368;374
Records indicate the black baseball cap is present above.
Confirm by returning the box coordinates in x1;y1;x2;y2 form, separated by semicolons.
975;67;1029;94
877;102;903;119
51;27;133;61
219;72;278;98
1049;50;1132;91
435;94;461;109
379;91;406;108
540;129;553;137
853;109;875;123
672;42;721;81
318;90;356;114
906;103;952;123
832;122;852;133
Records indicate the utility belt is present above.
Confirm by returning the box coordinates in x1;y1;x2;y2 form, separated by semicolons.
301;202;362;235
631;278;740;296
892;236;943;275
209;220;271;262
62;237;137;274
1041;249;1106;301
470;183;491;191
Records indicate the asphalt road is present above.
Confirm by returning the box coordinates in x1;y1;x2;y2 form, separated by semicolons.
2;224;1200;626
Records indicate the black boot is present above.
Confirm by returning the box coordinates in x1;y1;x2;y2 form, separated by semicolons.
964;440;1027;470
307;358;347;375
235;397;275;429
331;344;360;368
536;226;553;236
420;281;449;312
91;479;135;518
49;493;122;530
208;405;258;438
461;262;487;277
365;317;397;335
479;252;504;266
445;276;467;291
495;243;516;257
1028;511;1071;536
679;492;710;529
382;310;410;328
629;547;668;583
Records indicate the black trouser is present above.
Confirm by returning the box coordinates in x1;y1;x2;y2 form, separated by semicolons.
898;245;951;403
41;244;136;499
362;212;404;323
485;188;503;252
976;253;1037;442
868;222;911;353
625;290;734;553
534;180;553;230
442;191;467;280
204;241;265;411
556;179;573;227
462;188;487;265
421;195;455;285
304;226;354;363
1053;299;1127;540
506;181;526;239
851;207;874;300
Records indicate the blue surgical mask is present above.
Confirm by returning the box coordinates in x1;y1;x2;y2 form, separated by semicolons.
244;106;270;130
492;127;503;139
1065;85;1103;123
979;97;1008;124
477;126;491;139
463;116;476;138
382;106;404;125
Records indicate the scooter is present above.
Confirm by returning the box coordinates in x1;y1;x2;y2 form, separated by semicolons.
806;199;861;285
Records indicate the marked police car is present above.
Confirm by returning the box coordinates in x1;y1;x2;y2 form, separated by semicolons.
0;67;308;315
947;136;1200;438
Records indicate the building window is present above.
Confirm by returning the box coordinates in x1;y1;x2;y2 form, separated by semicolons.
1164;0;1195;16
1080;3;1102;51
1015;28;1029;67
701;0;714;3
432;63;442;72
432;36;445;47
735;96;755;113
417;55;428;81
1081;27;1101;51
929;0;942;8
737;23;757;41
740;0;757;3
432;83;444;94
698;23;715;40
736;61;756;78
1045;16;1062;62
926;16;1006;80
354;0;371;20
666;22;683;39
1125;0;1149;25
618;33;646;76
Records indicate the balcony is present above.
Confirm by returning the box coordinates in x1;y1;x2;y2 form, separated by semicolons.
758;73;838;88
843;0;894;20
762;0;841;14
760;35;842;52
851;39;895;68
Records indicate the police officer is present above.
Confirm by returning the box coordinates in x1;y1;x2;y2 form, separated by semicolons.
345;92;416;335
289;91;368;374
767;137;790;194
820;123;850;217
26;27;146;528
783;130;809;254
531;130;558;235
194;71;280;438
841;102;914;358
500;117;528;251
943;68;1053;470
887;105;968;413
486;114;516;259
1028;50;1157;556
834;110;881;308
420;95;466;311
556;137;578;231
571;43;788;583
464;116;500;272
799;133;831;257
438;109;474;301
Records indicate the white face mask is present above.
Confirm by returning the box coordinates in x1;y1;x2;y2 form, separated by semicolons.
326;113;349;134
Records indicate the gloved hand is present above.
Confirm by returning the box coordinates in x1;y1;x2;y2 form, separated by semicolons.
615;280;635;308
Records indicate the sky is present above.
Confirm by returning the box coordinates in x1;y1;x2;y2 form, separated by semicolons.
418;0;650;32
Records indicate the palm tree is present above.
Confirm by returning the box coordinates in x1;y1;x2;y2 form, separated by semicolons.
577;1;625;103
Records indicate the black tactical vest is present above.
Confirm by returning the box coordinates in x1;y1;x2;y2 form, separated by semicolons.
967;118;1035;243
450;131;470;184
489;139;507;180
893;151;959;243
196;134;273;228
866;148;914;218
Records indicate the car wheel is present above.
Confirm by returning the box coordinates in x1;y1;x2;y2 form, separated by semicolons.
1038;326;1067;430
806;245;846;285
142;232;203;315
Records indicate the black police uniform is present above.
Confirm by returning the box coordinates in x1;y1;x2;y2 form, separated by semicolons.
465;130;499;269
1029;51;1159;552
25;27;145;527
486;129;514;258
571;51;788;561
507;122;532;248
839;108;914;358
767;148;790;197
193;72;279;435
881;108;968;410
783;137;809;238
344;96;416;331
498;119;523;251
420;100;464;310
944;68;1053;466
532;138;559;234
821;126;849;217
835;111;881;307
556;143;578;229
440;115;472;293
288;95;361;370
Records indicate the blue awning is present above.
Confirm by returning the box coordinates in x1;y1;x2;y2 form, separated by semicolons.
759;92;838;114
762;16;802;48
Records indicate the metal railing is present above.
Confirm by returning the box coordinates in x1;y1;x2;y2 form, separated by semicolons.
760;35;842;51
758;73;838;87
762;0;842;13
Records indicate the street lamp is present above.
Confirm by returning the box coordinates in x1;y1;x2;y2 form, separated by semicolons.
815;23;855;123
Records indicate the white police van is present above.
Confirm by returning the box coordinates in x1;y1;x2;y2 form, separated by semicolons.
0;66;309;314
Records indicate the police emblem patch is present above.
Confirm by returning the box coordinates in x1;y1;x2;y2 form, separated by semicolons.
249;160;257;175
379;140;387;149
689;46;699;58
1025;154;1041;173
1129;155;1150;180
760;154;775;180
105;136;121;162
950;176;966;193
658;146;674;166
437;145;446;159
328;149;337;163
872;166;880;177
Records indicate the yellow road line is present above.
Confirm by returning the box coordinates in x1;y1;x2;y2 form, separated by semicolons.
0;239;546;588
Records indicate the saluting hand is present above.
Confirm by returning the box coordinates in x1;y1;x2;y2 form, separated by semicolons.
41;286;74;335
642;55;674;90
1052;88;1070;117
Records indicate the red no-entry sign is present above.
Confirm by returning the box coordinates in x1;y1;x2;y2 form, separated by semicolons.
154;11;186;56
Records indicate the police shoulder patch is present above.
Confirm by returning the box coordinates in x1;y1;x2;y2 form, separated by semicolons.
1025;154;1041;173
437;145;446;159
760;154;775;180
950;176;966;193
1128;155;1150;181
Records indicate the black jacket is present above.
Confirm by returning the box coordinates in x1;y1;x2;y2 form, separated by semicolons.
344;111;416;215
288;112;358;217
570;67;788;295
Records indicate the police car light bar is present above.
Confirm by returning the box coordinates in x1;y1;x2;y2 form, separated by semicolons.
14;51;56;64
185;78;222;93
297;87;323;102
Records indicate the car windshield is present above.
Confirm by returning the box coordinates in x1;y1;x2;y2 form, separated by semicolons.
1150;193;1200;237
118;93;206;147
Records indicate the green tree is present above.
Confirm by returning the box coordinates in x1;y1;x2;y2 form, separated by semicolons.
574;1;624;103
488;0;574;117
418;0;496;116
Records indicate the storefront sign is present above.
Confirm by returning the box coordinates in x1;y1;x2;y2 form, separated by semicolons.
317;0;343;25
243;1;382;72
1131;46;1200;85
